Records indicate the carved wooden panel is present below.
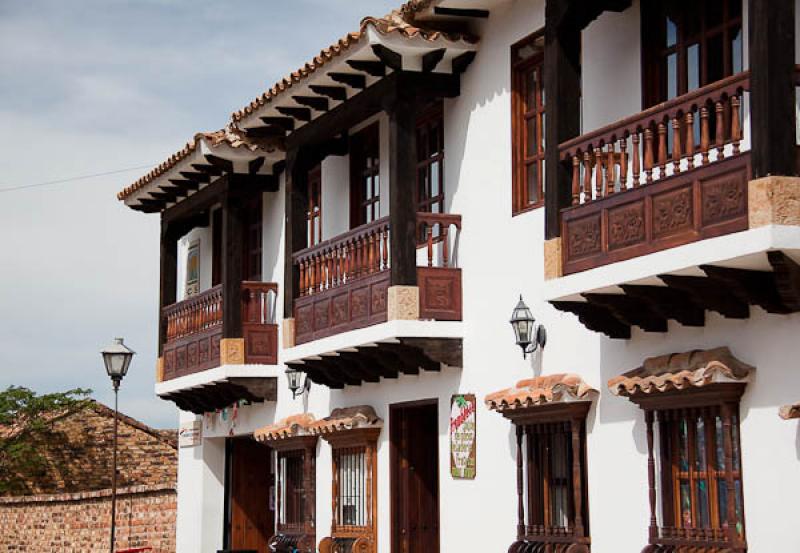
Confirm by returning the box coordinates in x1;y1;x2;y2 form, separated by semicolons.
162;327;222;381
652;185;693;239
244;324;278;365
608;201;646;250
561;154;749;275
418;267;462;321
294;272;391;344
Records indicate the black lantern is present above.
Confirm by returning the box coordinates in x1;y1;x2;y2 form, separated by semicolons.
101;337;135;390
510;295;547;359
285;366;310;399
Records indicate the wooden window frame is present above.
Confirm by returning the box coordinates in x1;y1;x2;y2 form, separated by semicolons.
511;30;546;215
270;436;317;552
243;194;263;282
415;102;445;215
350;123;381;229
307;164;322;247
320;428;380;552
634;385;747;551
506;402;591;550
642;0;744;108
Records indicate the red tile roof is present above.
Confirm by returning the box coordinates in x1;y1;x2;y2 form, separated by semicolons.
308;405;382;435
779;402;800;420
253;413;316;442
485;374;598;412
608;347;753;398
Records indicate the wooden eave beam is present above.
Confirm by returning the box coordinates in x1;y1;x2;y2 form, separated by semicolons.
168;179;200;191
130;202;161;213
260;116;295;132
328;72;366;89
346;59;386;77
205;155;235;172
247;125;287;139
767;250;800;311
308;85;348;101
163;174;229;224
451;51;476;75
292;96;329;112
433;6;489;18
179;171;211;183
582;293;668;333
422;49;447;73
149;190;179;202
248;156;266;174
700;264;794;314
371;44;403;71
191;163;223;176
618;284;705;327
658;274;749;319
276;106;312;122
550;300;631;339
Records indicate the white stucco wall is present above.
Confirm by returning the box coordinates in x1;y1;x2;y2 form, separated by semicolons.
171;1;800;552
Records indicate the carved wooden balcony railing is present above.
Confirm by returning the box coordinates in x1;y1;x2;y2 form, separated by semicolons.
559;72;751;275
161;282;278;381
292;213;462;345
645;525;742;553
510;532;589;553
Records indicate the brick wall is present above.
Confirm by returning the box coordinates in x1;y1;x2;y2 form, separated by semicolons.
0;484;176;552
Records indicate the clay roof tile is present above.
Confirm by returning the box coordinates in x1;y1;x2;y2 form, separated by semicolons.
309;405;382;435
485;374;598;412
779;402;800;420
253;413;316;442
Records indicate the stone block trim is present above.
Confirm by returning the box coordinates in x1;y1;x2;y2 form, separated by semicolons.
387;285;420;320
544;237;563;280
220;338;245;364
749;175;800;227
282;317;296;349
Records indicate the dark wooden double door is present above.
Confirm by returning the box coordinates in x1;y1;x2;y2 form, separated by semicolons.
225;438;274;553
391;402;440;553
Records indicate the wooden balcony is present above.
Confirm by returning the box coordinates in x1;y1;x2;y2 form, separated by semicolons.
161;281;279;381
291;213;462;345
559;72;750;275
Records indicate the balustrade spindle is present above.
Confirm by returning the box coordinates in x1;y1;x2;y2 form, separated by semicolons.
657;122;668;177
644;128;654;184
594;148;603;199
583;151;592;202
685;112;695;170
427;227;434;267
442;225;450;267
672;117;682;173
619;138;628;192
731;95;741;155
571;155;580;205
606;143;615;195
382;230;388;271
701;105;711;164
715;100;725;159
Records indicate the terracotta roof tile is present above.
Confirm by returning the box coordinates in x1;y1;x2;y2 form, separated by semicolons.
608;347;753;398
779;402;800;420
485;374;598;412
117;125;278;201
230;9;476;124
309;405;382;435
253;413;316;442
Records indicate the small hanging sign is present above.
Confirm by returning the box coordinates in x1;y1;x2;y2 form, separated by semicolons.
450;394;477;479
179;420;202;448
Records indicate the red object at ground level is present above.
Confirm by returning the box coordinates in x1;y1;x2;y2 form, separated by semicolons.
116;548;152;553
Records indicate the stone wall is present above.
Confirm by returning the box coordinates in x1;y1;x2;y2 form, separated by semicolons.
0;484;176;552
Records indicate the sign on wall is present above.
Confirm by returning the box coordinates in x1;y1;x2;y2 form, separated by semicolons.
178;420;202;448
450;394;477;479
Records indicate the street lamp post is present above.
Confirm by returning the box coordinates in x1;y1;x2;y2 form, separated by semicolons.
100;337;135;553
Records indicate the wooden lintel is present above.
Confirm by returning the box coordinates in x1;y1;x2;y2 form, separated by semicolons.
422;49;447;73
328;72;366;89
371;44;403;71
346;59;386;77
308;85;348;101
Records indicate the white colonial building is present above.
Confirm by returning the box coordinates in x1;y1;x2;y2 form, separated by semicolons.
119;1;800;552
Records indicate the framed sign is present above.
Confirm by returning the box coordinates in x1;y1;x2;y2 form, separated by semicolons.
179;420;202;448
450;394;477;479
185;240;200;297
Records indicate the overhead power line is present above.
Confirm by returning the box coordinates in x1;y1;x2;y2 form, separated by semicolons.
0;164;155;193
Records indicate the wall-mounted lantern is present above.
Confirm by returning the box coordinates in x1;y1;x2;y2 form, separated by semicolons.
285;366;311;399
510;295;547;359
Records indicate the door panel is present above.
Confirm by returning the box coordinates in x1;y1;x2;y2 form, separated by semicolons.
391;403;440;553
229;438;274;553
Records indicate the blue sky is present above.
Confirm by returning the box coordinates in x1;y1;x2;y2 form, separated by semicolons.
0;0;398;428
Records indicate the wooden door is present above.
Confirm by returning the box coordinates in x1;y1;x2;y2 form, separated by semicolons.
228;438;274;552
391;402;440;553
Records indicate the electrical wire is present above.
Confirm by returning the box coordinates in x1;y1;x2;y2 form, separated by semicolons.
0;164;155;193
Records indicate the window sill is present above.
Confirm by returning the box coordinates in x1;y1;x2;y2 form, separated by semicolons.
512;201;544;217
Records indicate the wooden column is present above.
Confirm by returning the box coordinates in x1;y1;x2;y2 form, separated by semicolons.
749;0;797;178
283;149;310;317
645;410;658;542
570;418;584;537
386;84;419;286
515;425;525;540
721;403;739;548
222;190;245;339
544;0;582;239
158;218;179;355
